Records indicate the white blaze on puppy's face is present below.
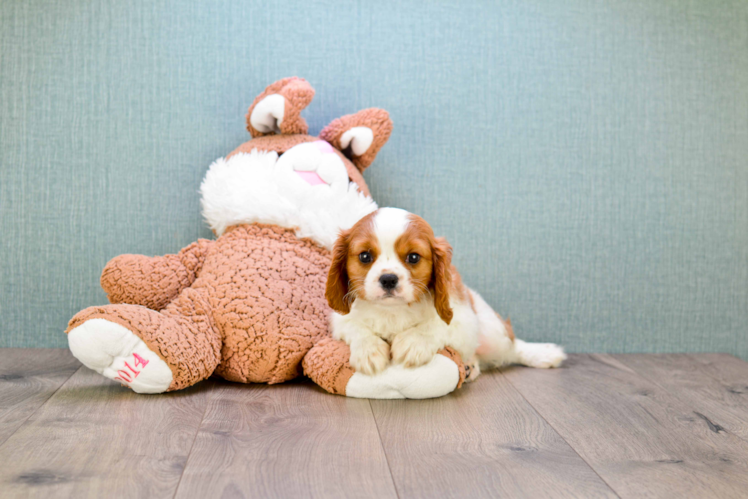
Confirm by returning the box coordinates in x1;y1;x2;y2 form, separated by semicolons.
364;208;415;301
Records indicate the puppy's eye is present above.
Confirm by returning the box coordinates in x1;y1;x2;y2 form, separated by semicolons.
406;253;420;264
359;251;373;264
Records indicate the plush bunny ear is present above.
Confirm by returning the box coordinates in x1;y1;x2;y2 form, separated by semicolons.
246;77;315;137
319;108;393;172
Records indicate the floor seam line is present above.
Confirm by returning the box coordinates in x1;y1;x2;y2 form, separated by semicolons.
498;363;622;499
368;399;401;499
0;363;83;451
172;381;216;499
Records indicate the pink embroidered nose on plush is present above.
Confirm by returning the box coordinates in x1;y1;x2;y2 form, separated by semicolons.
296;171;326;186
294;141;336;186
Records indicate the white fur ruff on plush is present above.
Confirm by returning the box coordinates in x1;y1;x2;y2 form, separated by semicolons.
200;149;378;249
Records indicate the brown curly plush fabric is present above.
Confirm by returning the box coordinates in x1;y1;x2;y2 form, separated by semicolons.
69;224;332;390
303;337;356;395
207;224;331;384
101;239;212;311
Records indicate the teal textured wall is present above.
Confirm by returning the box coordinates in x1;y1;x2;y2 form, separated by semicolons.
1;0;747;355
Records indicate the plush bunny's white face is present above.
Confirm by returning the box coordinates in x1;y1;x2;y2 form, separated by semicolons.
248;97;352;192
200;148;377;250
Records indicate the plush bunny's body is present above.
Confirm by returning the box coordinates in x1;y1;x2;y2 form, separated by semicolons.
67;78;467;397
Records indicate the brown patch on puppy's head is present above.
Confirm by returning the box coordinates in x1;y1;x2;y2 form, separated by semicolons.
326;211;379;314
394;214;453;324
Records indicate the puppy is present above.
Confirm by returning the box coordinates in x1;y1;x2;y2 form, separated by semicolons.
325;207;566;377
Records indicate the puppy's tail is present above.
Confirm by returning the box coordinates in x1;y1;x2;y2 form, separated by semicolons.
510;337;567;369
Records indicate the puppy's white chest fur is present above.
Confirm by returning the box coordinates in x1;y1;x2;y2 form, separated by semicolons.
332;294;480;368
335;298;440;343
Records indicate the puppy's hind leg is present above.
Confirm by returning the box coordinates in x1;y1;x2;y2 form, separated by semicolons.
470;288;566;369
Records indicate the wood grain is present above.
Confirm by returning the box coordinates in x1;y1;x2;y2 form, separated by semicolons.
614;353;748;442
0;367;213;498
370;371;617;498
4;350;748;498
175;378;398;499
0;349;80;447
687;353;748;388
504;354;748;498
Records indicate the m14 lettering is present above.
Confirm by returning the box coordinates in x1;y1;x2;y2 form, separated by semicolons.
114;353;149;384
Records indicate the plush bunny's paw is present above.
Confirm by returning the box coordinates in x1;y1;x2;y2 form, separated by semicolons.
68;319;173;393
349;336;390;376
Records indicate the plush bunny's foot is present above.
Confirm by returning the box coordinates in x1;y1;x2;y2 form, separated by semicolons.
345;353;462;399
304;338;467;399
68;297;221;392
68;318;173;394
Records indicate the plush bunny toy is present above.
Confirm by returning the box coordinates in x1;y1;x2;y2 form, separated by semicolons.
66;78;467;398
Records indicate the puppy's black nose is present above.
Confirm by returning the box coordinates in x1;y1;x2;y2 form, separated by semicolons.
379;274;399;291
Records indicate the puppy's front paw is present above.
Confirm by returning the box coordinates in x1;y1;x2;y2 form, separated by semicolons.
350;337;390;376
391;334;439;369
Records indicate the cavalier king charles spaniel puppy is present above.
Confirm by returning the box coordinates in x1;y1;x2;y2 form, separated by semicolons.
325;207;566;378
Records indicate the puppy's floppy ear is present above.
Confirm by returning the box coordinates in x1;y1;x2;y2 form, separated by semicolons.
430;237;454;325
246;77;315;137
326;229;353;314
319;108;393;172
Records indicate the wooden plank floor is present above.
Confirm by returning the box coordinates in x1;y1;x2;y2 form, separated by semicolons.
1;349;748;498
